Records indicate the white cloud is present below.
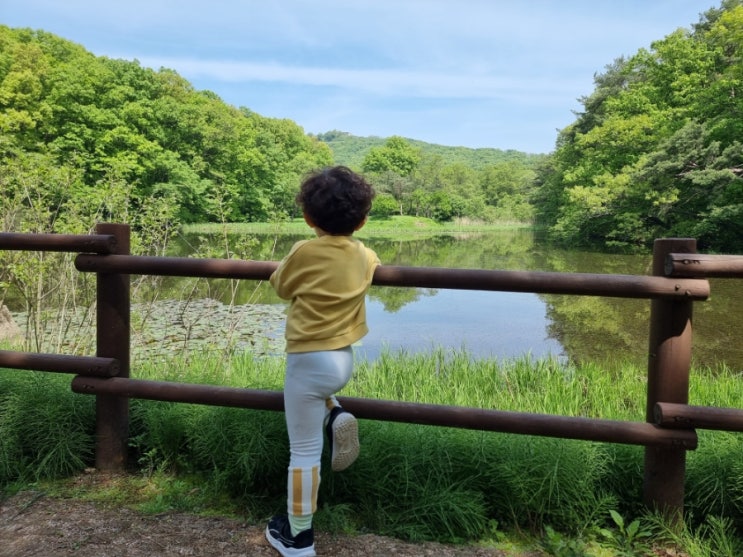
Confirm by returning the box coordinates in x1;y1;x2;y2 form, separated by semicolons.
135;56;586;102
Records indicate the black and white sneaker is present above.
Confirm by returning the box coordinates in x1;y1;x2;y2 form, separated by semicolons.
265;515;315;557
326;406;360;472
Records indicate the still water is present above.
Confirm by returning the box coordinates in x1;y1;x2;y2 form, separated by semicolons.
361;289;563;362
173;229;743;368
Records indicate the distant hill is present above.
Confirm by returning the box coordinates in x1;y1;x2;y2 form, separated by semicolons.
314;130;546;170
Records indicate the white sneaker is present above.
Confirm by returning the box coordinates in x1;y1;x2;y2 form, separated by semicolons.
326;407;360;471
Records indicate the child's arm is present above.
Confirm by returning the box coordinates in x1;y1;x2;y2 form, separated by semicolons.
269;241;308;299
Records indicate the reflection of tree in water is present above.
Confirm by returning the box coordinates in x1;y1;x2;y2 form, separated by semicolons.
365;230;537;312
530;247;743;369
170;230;743;367
537;249;652;366
366;228;536;270
542;294;649;366
368;286;437;313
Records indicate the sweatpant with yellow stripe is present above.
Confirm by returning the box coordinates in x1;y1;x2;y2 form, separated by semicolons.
284;347;354;524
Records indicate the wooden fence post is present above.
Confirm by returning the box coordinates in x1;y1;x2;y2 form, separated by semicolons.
643;238;696;520
94;223;130;471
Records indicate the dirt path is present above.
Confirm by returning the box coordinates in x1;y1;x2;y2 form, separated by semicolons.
1;490;533;557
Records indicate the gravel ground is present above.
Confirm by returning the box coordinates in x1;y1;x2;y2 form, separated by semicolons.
1;489;533;557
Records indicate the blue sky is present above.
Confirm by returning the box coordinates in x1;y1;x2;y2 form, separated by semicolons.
2;0;717;153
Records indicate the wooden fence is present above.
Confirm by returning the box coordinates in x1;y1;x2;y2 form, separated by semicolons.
2;222;743;521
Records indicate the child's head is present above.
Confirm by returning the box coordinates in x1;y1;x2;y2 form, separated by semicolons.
296;166;375;235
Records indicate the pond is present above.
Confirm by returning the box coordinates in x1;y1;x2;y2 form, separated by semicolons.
168;229;743;369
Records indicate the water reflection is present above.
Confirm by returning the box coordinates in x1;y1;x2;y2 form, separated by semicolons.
172;230;743;368
359;288;564;362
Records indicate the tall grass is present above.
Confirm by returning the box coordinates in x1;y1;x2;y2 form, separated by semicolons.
2;351;742;553
182;215;529;240
0;370;94;485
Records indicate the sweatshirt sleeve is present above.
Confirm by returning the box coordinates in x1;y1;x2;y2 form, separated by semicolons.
367;247;381;277
269;240;307;300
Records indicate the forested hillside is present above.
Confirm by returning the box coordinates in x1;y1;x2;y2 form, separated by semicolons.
0;25;542;237
3;0;743;253
536;0;743;252
316;130;543;171
0;25;332;237
317;130;545;223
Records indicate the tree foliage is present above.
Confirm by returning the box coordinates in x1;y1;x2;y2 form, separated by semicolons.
0;25;547;236
0;26;332;233
351;135;538;223
317;130;544;171
12;4;743;252
536;1;743;252
362;135;422;177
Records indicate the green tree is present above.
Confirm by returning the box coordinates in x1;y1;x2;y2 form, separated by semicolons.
536;1;743;251
370;193;399;218
362;136;421;177
371;170;415;215
633;121;743;251
480;161;536;221
438;163;484;220
412;154;446;192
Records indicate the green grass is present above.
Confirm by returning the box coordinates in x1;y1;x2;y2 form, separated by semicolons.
181;215;531;240
2;351;743;555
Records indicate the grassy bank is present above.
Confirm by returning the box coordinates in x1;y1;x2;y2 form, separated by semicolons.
1;351;742;556
182;215;532;240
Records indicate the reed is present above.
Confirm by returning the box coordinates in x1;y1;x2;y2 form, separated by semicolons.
2;351;742;554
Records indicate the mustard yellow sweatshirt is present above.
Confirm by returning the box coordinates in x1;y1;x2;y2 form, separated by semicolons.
270;234;380;353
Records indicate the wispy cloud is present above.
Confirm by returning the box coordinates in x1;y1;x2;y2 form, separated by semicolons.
135;56;587;103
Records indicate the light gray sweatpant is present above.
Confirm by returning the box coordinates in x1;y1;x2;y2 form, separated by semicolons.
283;346;353;518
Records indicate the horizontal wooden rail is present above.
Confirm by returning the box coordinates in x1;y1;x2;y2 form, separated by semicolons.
76;254;279;280
74;254;710;300
666;253;743;278
0;350;119;377
70;376;698;449
373;266;708;300
0;232;116;253
655;402;743;432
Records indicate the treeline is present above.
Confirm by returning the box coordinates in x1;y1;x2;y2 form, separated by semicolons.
0;25;544;238
319;131;544;223
3;0;743;253
536;0;743;252
316;130;543;171
332;134;542;222
0;25;332;238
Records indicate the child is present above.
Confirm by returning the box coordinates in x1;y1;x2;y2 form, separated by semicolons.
265;166;380;557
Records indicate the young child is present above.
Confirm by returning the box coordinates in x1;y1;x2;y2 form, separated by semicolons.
265;166;380;557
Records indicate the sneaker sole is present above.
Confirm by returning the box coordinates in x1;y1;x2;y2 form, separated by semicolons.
331;412;359;472
265;526;316;557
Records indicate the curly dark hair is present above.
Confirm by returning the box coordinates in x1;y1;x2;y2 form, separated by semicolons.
296;166;375;235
